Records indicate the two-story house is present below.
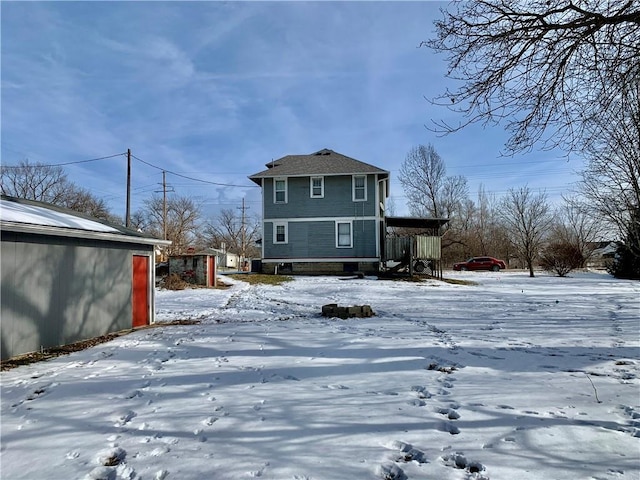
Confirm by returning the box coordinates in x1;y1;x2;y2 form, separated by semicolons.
249;149;389;275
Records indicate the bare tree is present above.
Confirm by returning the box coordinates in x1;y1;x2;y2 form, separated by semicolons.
201;208;261;259
398;144;468;218
1;159;117;222
1;160;69;204
398;144;470;262
60;185;117;223
427;1;640;155
554;196;605;266
578;80;640;268
472;185;498;255
134;195;201;257
498;186;554;277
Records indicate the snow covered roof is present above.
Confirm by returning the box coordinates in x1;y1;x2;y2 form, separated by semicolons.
0;196;171;246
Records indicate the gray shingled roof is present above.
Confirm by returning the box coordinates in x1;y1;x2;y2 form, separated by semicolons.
248;148;389;185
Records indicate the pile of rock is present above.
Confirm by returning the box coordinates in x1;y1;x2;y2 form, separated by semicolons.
321;304;375;319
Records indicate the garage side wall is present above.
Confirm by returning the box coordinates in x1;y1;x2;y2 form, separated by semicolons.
1;232;153;360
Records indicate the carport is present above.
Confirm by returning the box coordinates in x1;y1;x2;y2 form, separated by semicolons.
383;216;449;278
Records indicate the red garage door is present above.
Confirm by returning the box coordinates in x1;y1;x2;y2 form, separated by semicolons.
132;255;149;327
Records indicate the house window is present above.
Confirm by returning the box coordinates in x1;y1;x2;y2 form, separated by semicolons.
336;221;352;248
273;222;288;244
310;177;324;198
274;178;287;203
353;175;367;201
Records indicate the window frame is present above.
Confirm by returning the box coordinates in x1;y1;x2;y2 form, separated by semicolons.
336;221;353;248
273;178;288;204
310;176;324;198
352;175;367;202
273;222;288;244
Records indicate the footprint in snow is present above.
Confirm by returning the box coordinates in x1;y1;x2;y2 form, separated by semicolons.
248;462;270;477
385;440;428;464
617;405;640;437
410;385;432;399
85;465;116;480
202;416;218;426
441;452;486;477
437;378;455;389
193;428;207;442
436;407;461;420
324;384;349;390
439;421;460;435
112;410;136;427
123;390;143;399
376;463;407;480
25;382;56;401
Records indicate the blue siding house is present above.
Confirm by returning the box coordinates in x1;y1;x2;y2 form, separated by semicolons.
249;149;389;274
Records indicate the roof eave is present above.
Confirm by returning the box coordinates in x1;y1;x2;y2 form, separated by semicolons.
1;221;172;247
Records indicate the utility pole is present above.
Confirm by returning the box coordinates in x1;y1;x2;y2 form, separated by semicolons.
162;170;167;242
155;171;173;261
126;148;131;228
237;198;249;269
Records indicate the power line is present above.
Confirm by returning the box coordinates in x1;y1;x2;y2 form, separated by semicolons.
0;152;127;168
130;154;254;188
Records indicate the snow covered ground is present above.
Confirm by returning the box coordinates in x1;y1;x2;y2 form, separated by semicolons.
1;270;639;480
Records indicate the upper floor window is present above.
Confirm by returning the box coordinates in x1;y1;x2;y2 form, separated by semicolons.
273;222;288;244
310;176;324;198
353;175;367;201
274;178;287;203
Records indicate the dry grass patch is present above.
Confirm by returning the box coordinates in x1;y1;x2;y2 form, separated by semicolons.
228;274;293;286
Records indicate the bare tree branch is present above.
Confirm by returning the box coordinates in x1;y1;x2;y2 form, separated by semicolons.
426;0;640;154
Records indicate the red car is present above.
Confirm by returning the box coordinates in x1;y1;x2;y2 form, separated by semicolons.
453;256;506;272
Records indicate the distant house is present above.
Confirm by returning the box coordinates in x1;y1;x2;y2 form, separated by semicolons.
0;195;171;360
587;241;618;269
249;148;389;274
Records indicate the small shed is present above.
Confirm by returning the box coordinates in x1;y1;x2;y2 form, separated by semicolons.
0;195;171;360
168;250;218;286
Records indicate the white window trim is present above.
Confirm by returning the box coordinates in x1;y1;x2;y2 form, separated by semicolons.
273;178;288;204
310;176;324;198
352;175;367;202
335;221;353;248
273;222;288;244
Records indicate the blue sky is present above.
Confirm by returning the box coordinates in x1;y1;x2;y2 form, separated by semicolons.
1;1;581;221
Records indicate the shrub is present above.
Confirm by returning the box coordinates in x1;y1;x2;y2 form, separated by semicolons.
540;242;584;277
164;273;190;290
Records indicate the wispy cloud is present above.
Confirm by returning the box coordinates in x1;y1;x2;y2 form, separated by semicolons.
2;1;579;218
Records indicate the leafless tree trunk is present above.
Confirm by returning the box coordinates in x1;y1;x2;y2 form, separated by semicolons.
426;0;640;155
498;186;554;277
